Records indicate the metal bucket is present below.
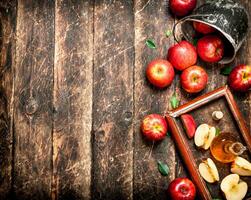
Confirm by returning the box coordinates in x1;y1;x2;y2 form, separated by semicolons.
173;0;249;64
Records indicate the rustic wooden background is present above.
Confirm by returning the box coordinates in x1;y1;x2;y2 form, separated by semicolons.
0;0;250;199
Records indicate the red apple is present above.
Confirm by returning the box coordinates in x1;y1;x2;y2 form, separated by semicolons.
141;114;167;141
181;65;208;93
167;41;197;71
146;59;175;88
228;65;251;92
197;35;224;63
170;0;197;17
167;178;196;200
193;21;215;34
181;114;196;139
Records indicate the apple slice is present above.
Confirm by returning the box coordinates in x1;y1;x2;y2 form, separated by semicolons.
194;124;216;150
203;126;216;150
199;158;219;183
220;174;248;200
231;156;251;176
181;114;196;139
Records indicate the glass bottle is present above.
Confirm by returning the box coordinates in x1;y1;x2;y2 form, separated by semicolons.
210;132;246;163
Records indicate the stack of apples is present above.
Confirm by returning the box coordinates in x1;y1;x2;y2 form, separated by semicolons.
146;0;251;93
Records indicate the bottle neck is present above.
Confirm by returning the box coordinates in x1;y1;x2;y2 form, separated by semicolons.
225;142;247;156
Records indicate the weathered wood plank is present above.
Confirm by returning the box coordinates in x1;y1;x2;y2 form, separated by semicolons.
0;1;16;199
13;0;54;199
133;0;176;199
92;0;134;199
53;0;93;199
232;0;251;151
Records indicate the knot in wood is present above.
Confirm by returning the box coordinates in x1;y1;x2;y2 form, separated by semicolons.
124;111;132;121
25;97;38;115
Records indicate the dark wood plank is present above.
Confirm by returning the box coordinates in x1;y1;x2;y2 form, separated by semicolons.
230;0;251;134
133;0;176;199
13;0;54;199
92;0;134;199
53;0;93;199
0;1;16;199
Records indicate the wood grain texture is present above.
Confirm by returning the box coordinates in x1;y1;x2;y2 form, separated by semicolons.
13;0;54;199
133;0;176;199
0;0;16;199
53;0;93;199
92;0;134;199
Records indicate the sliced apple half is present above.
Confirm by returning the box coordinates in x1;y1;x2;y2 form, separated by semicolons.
220;174;248;200
231;156;251;176
199;158;219;183
194;124;216;150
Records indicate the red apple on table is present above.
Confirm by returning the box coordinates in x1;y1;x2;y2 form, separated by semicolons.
193;21;215;34
146;59;175;88
169;0;197;17
141;114;167;141
167;178;196;200
197;35;224;63
180;65;208;93
181;114;196;139
228;64;251;92
167;41;197;71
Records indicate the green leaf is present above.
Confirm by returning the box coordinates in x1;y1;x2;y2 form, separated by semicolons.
193;38;199;46
166;132;170;137
220;66;232;76
216;128;221;136
157;161;169;176
170;94;180;109
146;39;156;49
165;30;172;38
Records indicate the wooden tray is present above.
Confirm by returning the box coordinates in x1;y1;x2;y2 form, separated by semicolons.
166;86;251;200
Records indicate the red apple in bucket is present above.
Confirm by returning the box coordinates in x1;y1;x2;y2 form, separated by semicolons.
193;21;215;34
167;178;196;200
146;59;175;88
228;65;251;92
169;0;197;17
180;66;208;93
141;114;167;141
197;35;224;63
167;41;197;71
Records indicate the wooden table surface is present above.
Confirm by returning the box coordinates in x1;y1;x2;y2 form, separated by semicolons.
0;0;250;200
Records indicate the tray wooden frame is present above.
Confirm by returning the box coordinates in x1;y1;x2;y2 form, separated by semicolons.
166;85;251;200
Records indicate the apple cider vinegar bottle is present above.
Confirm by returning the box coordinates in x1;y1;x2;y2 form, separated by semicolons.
210;132;247;163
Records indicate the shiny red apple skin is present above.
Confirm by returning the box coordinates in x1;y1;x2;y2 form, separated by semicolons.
167;178;196;200
170;0;197;17
181;66;208;93
197;35;224;63
141;114;167;141
146;59;175;88
228;65;251;92
193;21;215;34
181;114;196;139
167;41;197;71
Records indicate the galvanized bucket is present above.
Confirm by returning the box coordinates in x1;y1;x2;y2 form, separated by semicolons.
173;0;249;64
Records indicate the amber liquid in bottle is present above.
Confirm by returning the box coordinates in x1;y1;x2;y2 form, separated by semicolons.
210;132;246;163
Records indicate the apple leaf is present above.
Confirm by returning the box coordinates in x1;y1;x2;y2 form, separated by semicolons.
220;66;232;76
157;161;169;176
170;94;180;109
165;30;172;38
215;128;221;136
146;39;156;49
193;38;199;46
